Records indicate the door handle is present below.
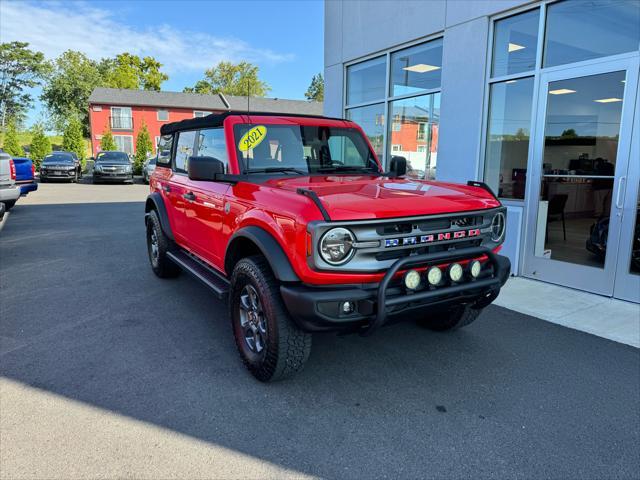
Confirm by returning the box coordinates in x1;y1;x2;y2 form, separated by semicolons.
615;176;626;209
183;191;196;202
162;184;171;193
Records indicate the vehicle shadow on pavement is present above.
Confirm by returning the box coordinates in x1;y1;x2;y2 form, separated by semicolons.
1;201;639;479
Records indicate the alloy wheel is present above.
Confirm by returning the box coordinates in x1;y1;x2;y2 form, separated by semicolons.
238;284;267;354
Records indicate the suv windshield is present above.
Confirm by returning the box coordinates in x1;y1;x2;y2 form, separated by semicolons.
43;153;74;163
234;124;379;175
96;151;130;164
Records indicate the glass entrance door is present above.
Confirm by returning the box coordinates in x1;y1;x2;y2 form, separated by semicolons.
523;57;639;297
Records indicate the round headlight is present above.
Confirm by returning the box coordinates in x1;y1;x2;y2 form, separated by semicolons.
319;228;355;265
426;266;442;286
469;260;482;278
490;212;506;243
449;263;463;282
404;269;421;290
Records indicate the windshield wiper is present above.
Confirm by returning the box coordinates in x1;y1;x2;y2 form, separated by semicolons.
316;166;380;174
245;167;306;175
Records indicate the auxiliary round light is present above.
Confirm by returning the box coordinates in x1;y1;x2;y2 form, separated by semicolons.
448;263;464;282
404;269;421;290
426;266;443;286
470;260;482;278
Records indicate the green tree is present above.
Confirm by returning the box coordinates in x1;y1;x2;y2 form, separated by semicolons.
134;121;153;174
183;61;270;97
0;41;49;128
101;53;168;91
304;73;324;102
29;123;52;168
1;119;24;156
100;128;117;151
41;50;102;136
62;117;86;163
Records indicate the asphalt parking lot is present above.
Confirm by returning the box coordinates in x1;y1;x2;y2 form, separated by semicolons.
1;181;639;479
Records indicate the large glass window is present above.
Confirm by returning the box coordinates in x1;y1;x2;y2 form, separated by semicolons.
544;0;640;68
346;56;386;105
390;39;443;96
174;130;196;174
491;9;540;77
484;77;534;199
113;135;133;154
345;104;385;160
387;93;440;180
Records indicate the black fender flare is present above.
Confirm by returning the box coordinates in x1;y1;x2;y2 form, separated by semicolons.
145;192;174;241
225;226;300;282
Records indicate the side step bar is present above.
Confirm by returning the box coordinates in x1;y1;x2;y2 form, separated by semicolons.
167;250;229;299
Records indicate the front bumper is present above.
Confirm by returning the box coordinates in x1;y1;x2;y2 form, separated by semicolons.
281;246;511;334
93;171;133;182
41;170;75;180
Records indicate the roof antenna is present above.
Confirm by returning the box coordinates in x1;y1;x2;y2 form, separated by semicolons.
246;76;250;115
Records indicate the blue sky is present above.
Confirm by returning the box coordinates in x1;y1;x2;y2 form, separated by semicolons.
0;0;324;128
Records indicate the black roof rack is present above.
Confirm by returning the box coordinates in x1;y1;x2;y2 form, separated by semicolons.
160;111;348;136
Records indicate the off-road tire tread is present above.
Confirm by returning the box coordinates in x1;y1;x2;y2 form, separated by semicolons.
147;209;180;278
230;255;311;382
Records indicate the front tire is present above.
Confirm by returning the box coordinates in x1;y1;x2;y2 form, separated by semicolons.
230;256;311;382
417;305;482;331
146;210;180;278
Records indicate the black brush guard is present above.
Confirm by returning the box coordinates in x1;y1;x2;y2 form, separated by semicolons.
361;246;509;336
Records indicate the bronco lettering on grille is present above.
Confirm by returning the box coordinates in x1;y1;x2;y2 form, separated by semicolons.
384;228;481;248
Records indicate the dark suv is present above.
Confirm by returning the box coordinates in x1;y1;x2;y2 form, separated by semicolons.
40;152;81;182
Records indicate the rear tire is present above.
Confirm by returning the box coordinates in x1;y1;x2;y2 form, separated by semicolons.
4;200;16;211
229;256;311;382
146;209;180;278
417;305;482;331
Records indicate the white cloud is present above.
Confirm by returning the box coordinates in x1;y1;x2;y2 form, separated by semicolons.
0;1;294;72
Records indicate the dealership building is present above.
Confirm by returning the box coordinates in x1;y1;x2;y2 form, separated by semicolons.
324;0;640;302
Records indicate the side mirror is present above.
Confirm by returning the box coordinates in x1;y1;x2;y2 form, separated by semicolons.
187;156;225;181
390;156;407;177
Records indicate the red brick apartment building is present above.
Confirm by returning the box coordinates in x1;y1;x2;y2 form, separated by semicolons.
87;87;323;156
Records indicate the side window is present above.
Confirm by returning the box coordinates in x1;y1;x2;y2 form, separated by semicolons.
174;131;196;174
195;128;229;172
156;134;173;167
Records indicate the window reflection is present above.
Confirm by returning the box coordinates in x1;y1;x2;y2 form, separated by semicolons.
390;39;443;96
544;0;640;68
629;185;640;275
346;56;386;105
492;9;540;77
535;71;625;268
346;103;385;161
387;93;440;180
484;77;534;199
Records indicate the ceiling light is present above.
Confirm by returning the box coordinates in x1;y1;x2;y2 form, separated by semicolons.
594;98;622;103
402;64;441;73
508;43;525;52
549;88;576;95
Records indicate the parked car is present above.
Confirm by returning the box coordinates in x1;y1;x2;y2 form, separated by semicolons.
142;156;156;184
40;152;80;182
93;151;134;184
0;150;21;211
12;157;38;195
144;112;510;382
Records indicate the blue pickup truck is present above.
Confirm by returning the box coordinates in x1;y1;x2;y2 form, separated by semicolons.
12;157;38;196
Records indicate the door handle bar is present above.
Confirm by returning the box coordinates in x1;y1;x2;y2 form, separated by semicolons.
615;176;626;209
183;191;196;202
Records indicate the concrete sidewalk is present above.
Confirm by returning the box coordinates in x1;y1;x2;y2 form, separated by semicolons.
495;276;640;348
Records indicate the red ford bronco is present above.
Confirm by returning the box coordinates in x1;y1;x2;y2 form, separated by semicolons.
145;112;510;381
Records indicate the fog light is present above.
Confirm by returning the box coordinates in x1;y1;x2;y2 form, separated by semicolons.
449;263;463;282
404;269;421;290
426;266;442;286
341;301;355;314
470;260;482;278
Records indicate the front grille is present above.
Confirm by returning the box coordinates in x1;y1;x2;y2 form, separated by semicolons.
310;207;505;273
